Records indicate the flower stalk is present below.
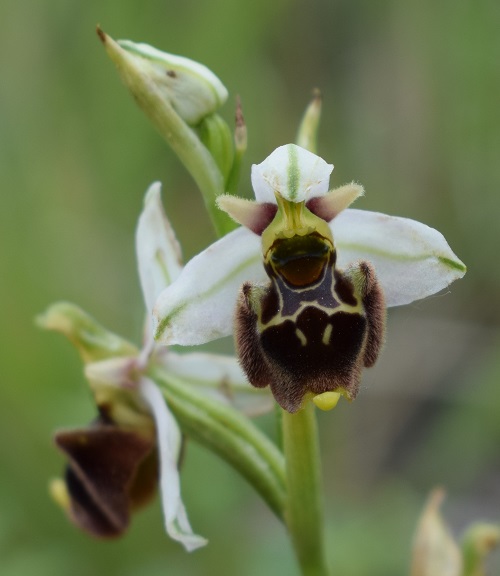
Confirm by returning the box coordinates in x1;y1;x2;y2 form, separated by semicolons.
282;401;330;576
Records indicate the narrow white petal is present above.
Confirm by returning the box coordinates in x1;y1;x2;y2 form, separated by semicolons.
136;182;183;315
331;209;466;307
158;350;273;416
139;377;207;551
251;144;333;203
153;227;265;345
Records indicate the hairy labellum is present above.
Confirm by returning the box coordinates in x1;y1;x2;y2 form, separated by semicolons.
235;194;385;413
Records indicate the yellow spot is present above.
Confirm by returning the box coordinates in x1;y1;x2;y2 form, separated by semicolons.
322;324;332;345
49;478;71;511
313;391;341;411
295;328;307;346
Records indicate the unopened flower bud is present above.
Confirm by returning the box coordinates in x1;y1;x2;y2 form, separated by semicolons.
99;29;228;126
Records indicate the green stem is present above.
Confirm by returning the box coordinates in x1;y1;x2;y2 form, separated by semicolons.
282;402;330;576
150;367;286;519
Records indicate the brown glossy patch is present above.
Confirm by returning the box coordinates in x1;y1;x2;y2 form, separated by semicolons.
270;234;330;287
55;423;155;538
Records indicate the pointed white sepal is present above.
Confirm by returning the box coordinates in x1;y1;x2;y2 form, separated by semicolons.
251;144;333;204
136;182;183;316
139;377;207;552
332;209;466;306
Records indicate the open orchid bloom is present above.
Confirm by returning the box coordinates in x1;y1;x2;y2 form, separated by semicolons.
153;144;466;412
45;183;269;550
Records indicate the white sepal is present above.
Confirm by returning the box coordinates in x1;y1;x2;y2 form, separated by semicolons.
251;144;333;204
136;182;183;316
332;209;466;307
139;377;207;552
153;227;265;345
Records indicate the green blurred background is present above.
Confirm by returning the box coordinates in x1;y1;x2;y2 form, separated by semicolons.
1;0;499;574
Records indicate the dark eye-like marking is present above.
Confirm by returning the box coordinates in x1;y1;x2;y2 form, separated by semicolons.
270;234;331;287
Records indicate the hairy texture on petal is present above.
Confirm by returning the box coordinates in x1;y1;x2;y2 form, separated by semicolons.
154;227;266;345
236;264;383;412
136;182;183;315
235;284;274;389
217;195;277;235
306;183;364;222
139;378;207;551
251;144;333;204
344;261;386;367
332;209;466;307
55;421;156;538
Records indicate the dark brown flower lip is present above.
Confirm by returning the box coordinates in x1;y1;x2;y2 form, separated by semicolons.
54;416;157;538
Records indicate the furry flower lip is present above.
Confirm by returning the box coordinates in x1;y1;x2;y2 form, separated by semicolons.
153;144;466;412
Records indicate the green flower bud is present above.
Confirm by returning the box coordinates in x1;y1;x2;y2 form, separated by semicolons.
36;302;137;363
98;29;228;126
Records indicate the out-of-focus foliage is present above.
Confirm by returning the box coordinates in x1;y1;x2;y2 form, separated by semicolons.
0;0;498;574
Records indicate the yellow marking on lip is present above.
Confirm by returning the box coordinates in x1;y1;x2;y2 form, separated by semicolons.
322;323;332;345
295;328;307;346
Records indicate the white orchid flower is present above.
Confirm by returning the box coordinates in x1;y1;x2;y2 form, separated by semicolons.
45;183;270;551
153;144;466;412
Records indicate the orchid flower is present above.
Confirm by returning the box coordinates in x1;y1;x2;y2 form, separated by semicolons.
41;183;271;551
153;144;466;412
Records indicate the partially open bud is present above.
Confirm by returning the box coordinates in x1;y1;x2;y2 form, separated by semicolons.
98;30;228;126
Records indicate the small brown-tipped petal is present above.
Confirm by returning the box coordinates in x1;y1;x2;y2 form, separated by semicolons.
217;195;277;235
55;423;156;538
306;183;364;222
